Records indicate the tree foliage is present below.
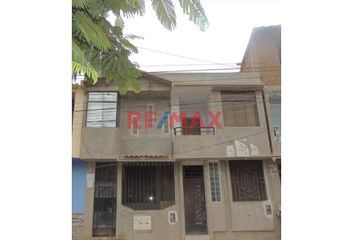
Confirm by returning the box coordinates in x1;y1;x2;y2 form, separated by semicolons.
72;0;209;94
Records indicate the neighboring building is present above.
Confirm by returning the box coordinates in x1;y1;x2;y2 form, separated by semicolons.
241;25;281;86
72;84;87;240
241;24;281;213
240;24;281;161
72;68;281;240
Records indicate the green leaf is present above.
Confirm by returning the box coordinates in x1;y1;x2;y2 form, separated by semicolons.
72;41;99;83
115;13;125;28
73;11;112;52
72;0;94;9
178;0;209;31
72;61;98;83
151;0;177;31
124;34;144;40
119;38;139;53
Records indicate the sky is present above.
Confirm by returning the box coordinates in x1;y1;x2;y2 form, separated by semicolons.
109;0;281;73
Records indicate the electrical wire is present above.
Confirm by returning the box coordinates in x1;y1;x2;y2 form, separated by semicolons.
136;46;236;68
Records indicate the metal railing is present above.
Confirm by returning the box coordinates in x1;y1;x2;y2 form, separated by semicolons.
173;127;215;136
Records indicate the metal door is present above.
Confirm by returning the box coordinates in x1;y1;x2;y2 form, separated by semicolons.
183;165;208;234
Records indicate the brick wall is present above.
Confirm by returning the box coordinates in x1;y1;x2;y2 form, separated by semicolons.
241;26;281;86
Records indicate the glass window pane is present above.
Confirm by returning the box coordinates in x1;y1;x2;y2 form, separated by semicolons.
87;92;118;128
103;92;117;102
87;121;103;127
88;92;104;101
209;162;221;202
87;110;103;122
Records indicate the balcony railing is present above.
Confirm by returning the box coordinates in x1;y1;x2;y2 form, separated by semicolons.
173;127;215;136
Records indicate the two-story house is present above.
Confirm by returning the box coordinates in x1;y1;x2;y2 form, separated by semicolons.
72;68;281;240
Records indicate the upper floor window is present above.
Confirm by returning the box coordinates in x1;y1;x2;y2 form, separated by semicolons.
86;92;119;127
229;160;267;201
221;91;260;127
122;162;175;210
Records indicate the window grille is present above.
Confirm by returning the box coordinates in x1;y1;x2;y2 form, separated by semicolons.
229;160;267;201
92;162;117;237
122;162;175;210
208;162;222;202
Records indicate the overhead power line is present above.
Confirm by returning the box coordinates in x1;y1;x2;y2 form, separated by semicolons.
72;96;268;114
139;63;238;67
136;46;236;68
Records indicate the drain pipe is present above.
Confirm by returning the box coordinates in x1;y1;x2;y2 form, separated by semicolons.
262;89;274;158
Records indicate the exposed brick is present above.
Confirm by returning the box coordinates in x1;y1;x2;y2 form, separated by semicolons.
241;25;281;86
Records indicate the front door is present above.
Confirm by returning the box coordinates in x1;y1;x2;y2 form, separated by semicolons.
183;165;208;234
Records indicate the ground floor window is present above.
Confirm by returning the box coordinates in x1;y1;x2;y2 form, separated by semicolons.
122;162;175;210
92;162;117;237
229;160;267;201
209;162;222;202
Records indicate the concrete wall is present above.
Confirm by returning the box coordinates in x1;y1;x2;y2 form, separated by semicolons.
82;159;281;240
83;162;182;240
80;79;173;160
73;86;85;158
263;86;281;157
76;72;280;240
174;90;272;160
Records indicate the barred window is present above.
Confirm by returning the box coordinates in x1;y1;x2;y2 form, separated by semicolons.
229;160;267;201
221;91;259;127
209;162;222;202
87;92;118;127
93;163;117;237
122;162;175;210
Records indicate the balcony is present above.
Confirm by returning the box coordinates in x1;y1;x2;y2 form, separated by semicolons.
173;127;215;136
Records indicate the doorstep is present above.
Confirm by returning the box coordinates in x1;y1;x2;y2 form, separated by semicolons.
185;235;210;240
